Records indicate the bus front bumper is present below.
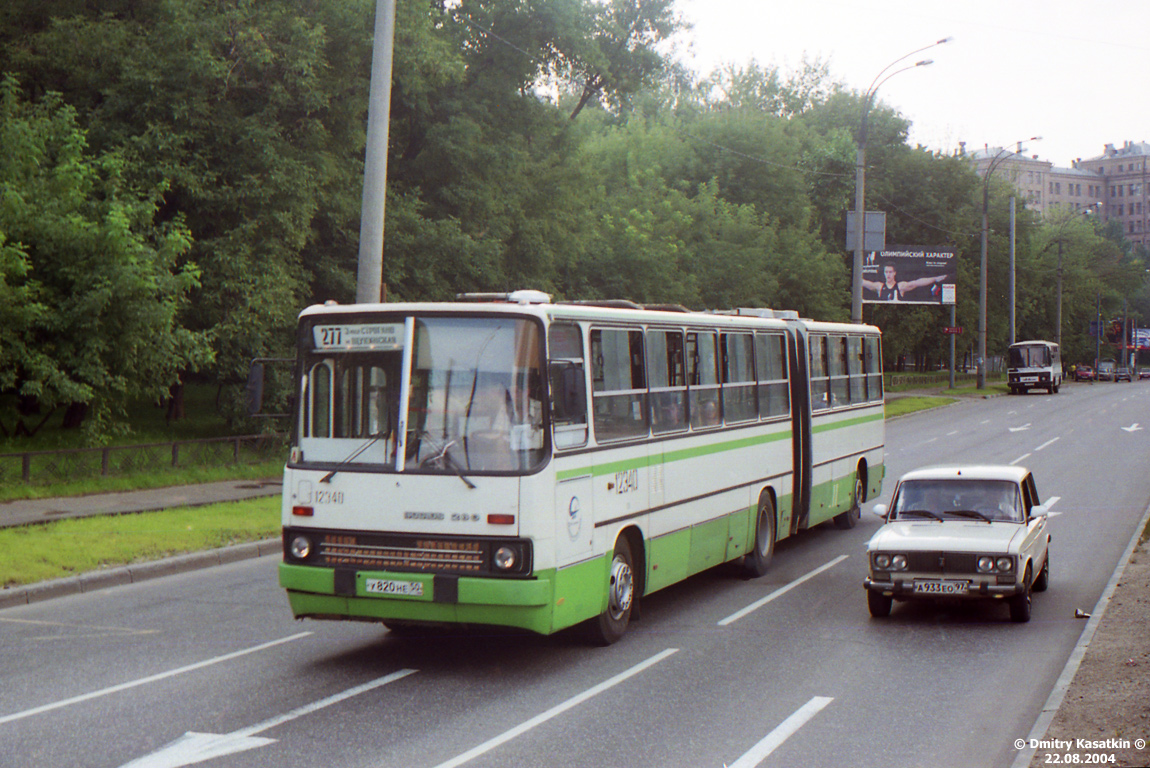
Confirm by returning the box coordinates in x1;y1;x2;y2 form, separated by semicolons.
279;562;556;633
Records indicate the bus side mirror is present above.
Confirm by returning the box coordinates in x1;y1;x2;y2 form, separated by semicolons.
245;363;265;416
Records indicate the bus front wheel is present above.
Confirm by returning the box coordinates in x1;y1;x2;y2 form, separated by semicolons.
588;536;635;645
741;494;776;578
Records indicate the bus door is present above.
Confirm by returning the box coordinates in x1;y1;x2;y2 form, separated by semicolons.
549;323;595;566
786;324;813;534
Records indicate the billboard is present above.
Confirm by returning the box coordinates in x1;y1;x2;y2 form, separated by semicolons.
862;246;956;305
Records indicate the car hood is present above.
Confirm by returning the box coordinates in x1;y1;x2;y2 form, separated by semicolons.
866;520;1025;553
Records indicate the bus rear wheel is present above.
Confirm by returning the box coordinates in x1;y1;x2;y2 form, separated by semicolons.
587;536;635;645
741;494;776;578
833;475;864;530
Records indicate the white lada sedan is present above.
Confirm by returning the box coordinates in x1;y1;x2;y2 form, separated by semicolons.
864;465;1051;622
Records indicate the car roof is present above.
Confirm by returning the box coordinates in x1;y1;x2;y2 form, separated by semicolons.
896;465;1029;484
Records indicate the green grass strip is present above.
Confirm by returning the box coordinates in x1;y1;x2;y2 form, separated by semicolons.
0;497;280;588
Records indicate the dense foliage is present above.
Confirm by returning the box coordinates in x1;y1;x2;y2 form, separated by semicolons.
1;0;1145;439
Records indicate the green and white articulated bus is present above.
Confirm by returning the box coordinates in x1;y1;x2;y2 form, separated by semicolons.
278;290;885;644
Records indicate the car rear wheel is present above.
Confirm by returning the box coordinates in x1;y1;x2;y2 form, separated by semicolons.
867;590;892;618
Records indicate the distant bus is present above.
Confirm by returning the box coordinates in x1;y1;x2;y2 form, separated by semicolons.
276;291;885;643
1007;340;1061;394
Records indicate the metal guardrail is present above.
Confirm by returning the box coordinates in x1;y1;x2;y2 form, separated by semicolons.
0;434;287;486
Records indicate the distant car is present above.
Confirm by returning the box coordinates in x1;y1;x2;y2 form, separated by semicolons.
864;465;1051;623
1139;367;1150;380
1096;361;1116;381
1115;366;1132;382
1074;365;1094;381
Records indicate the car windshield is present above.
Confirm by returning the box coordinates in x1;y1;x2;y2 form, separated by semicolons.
891;479;1023;522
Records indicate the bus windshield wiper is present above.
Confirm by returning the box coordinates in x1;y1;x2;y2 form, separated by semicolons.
417;432;477;490
319;434;384;483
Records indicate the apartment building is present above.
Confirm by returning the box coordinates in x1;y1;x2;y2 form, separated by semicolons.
968;141;1150;248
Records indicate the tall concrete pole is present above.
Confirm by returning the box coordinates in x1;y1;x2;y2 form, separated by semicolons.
356;0;397;304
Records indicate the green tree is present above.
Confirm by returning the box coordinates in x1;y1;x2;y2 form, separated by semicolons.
0;75;210;438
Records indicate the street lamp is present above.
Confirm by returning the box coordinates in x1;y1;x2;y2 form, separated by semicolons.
1052;202;1101;351
851;37;952;324
976;139;1040;388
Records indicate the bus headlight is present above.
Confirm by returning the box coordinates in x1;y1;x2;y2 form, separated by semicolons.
493;545;518;571
290;535;312;560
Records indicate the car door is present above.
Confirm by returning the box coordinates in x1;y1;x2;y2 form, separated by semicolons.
1020;473;1048;579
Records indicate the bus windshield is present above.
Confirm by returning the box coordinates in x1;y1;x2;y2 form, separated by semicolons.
297;315;546;474
1009;345;1051;369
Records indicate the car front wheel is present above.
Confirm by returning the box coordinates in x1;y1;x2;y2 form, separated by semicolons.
1009;566;1032;622
867;590;892;618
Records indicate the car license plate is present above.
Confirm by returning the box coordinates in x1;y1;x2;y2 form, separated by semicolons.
913;579;969;595
365;578;424;597
1020;376;1038;383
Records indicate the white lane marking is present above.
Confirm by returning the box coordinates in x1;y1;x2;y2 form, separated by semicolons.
1010;453;1032;466
1008;423;1031;433
432;648;679;768
1045;496;1062;517
946;431;958;436
118;669;417;768
1035;437;1060;451
718;556;848;626
1122;423;1142;432
0;632;312;725
726;696;834;768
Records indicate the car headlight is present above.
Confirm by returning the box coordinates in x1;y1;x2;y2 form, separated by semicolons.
873;553;907;571
977;555;1014;573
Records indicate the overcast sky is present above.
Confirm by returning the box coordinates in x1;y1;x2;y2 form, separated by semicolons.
674;0;1149;168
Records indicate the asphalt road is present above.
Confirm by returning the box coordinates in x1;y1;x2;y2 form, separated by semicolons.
1;381;1148;768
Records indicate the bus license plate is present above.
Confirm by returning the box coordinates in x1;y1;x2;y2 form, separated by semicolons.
365;578;424;597
913;579;969;595
1020;376;1038;383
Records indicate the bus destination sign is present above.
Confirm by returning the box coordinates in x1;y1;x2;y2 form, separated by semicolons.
313;324;404;351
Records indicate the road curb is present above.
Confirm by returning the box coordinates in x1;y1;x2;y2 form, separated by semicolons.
0;537;280;610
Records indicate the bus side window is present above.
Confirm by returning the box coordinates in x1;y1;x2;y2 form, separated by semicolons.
688;331;721;428
828;335;849;407
755;332;789;418
847;336;865;403
809;335;829;411
591;328;648;441
864;336;883;402
722;332;757;422
649;329;687;434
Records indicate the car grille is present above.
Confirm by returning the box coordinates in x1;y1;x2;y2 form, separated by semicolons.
905;551;978;575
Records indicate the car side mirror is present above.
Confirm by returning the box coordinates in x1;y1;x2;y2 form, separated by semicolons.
872;503;888;518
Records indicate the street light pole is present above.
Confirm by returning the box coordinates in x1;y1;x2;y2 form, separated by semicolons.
976;139;1040;388
851;37;951;324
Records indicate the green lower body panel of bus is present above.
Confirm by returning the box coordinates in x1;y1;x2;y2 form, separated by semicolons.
279;559;608;635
